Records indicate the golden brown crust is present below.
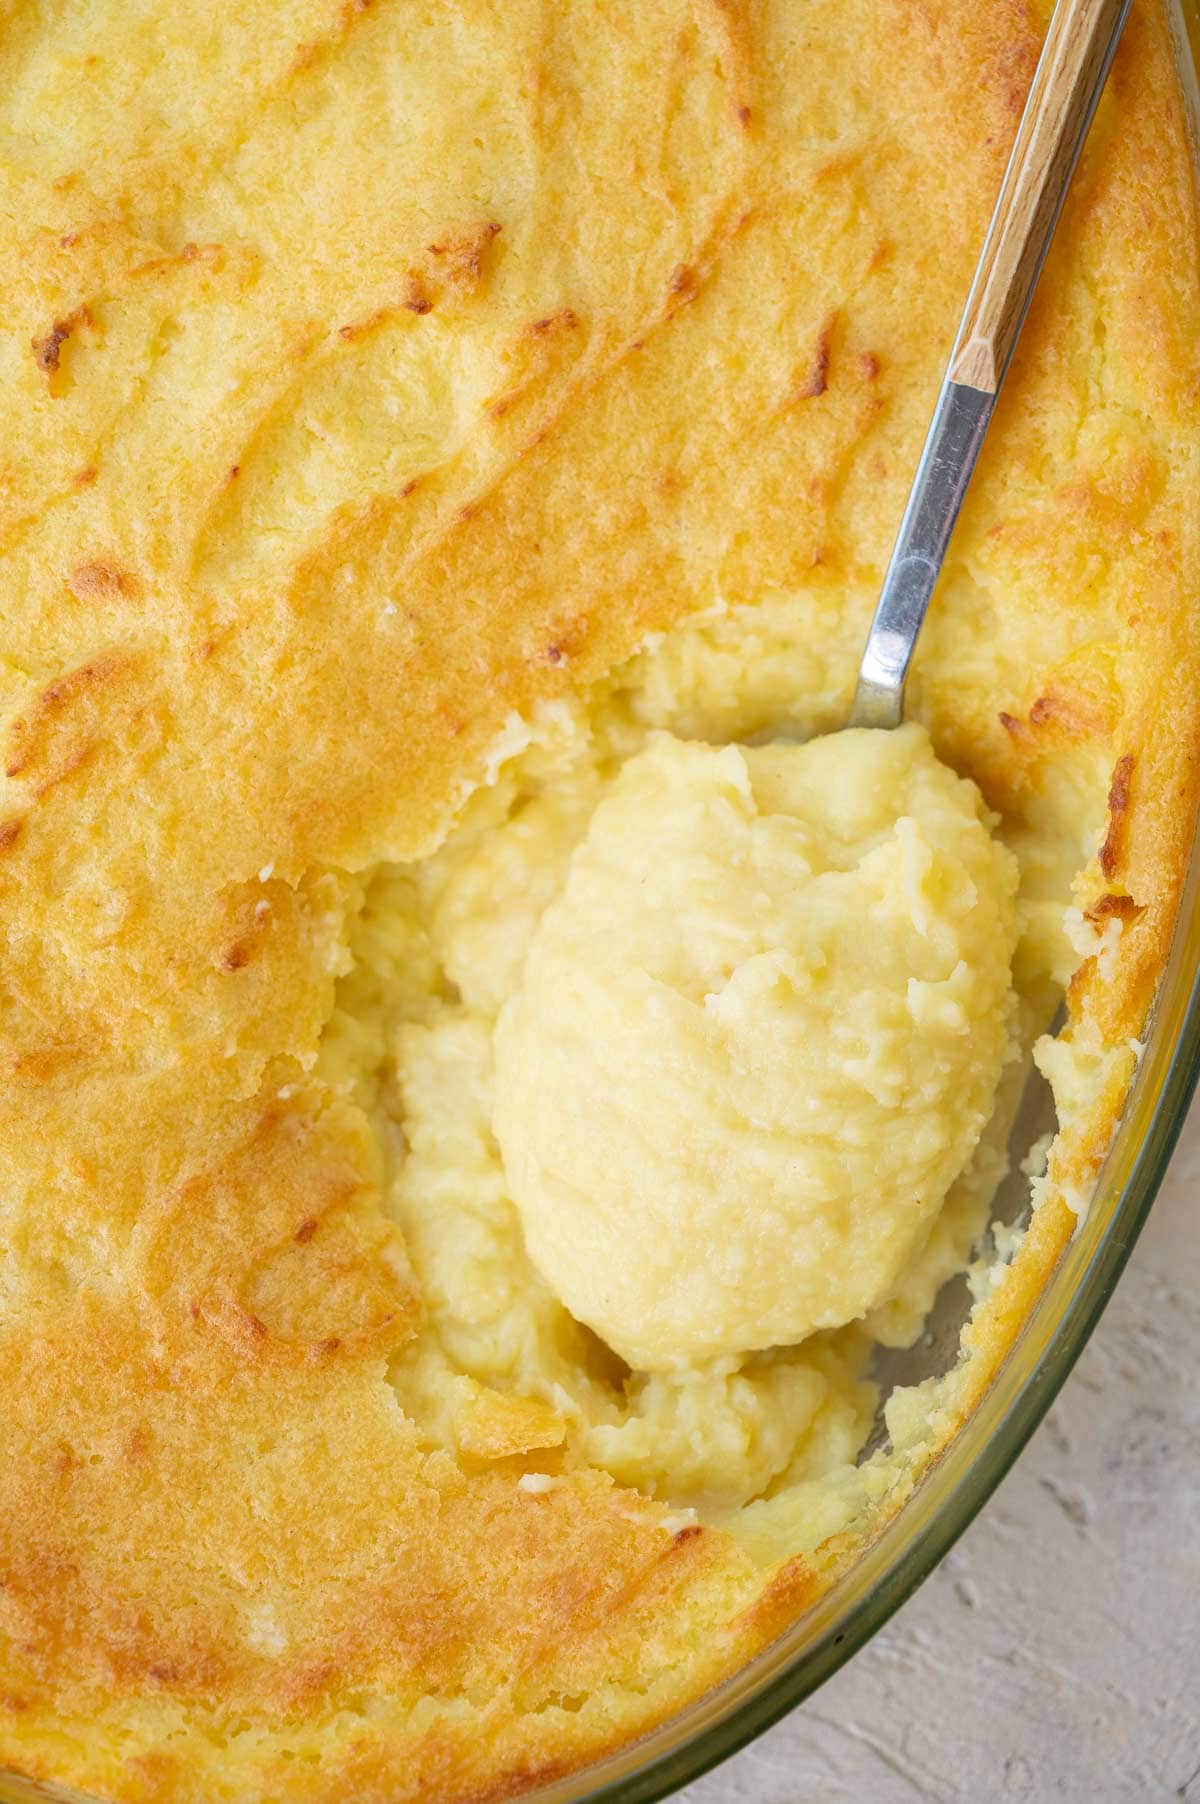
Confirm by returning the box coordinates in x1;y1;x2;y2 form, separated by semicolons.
0;1;1197;1798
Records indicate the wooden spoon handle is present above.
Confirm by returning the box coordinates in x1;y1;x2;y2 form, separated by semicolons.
949;0;1129;394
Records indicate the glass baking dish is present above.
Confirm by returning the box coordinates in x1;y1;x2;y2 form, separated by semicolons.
0;8;1196;1804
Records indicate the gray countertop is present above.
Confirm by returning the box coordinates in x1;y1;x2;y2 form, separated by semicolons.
682;1103;1200;1804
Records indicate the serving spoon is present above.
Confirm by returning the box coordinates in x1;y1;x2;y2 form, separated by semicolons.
850;0;1130;731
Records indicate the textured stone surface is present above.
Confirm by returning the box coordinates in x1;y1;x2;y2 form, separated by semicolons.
683;1104;1200;1803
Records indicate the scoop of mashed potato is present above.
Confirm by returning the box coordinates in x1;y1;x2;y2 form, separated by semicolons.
493;723;1019;1370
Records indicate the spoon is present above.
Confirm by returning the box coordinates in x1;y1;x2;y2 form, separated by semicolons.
851;0;1131;731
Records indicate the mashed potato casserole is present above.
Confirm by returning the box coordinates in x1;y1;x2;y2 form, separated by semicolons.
0;2;1198;1800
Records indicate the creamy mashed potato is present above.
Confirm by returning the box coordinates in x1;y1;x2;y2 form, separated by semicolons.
318;597;1057;1523
493;725;1019;1369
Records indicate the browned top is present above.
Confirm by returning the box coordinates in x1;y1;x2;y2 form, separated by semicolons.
0;1;1197;1799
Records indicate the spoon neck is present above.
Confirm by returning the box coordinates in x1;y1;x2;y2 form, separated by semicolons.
851;378;995;731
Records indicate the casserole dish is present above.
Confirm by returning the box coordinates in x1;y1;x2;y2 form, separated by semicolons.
0;2;1197;1800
